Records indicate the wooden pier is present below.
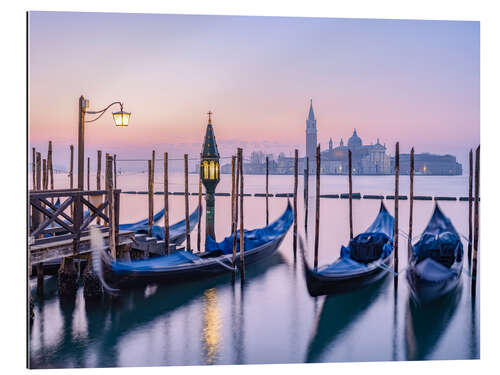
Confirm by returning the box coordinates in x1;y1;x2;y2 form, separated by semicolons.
29;189;135;266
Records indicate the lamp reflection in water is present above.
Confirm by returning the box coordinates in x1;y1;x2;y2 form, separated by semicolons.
202;288;221;364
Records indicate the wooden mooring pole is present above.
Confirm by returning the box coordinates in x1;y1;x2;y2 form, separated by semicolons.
106;155;117;260
468;149;473;267
87;157;90;191
408;147;414;260
232;154;239;283
35;153;41;191
96;150;102;225
105;153;110;223
238;148;245;282
293;149;298;255
304;156;309;233
314;145;321;269
42;159;47;191
48;141;54;190
148;160;153;237
472;146;480;297
35;152;43;296
69;145;74;189
184;154;191;251
266;156;269;226
32;147;36;189
394;142;400;289
113;154;117;189
197;153;202;253
231;156;236;234
164;152;170;254
348;150;353;239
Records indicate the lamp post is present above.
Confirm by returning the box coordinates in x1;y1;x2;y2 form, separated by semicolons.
200;111;220;240
77;95;130;190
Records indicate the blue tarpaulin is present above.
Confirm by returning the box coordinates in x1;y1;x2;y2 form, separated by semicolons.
119;207;199;241
205;202;293;254
326;202;394;272
412;205;463;268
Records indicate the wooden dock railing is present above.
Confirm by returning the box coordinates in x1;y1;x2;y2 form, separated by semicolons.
29;189;120;251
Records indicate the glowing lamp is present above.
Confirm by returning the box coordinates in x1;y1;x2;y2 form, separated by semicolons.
113;110;131;126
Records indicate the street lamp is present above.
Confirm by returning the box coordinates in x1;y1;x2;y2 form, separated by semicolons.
201;111;220;240
77;95;130;190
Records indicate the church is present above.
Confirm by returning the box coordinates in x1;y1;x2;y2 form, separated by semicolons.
304;100;391;175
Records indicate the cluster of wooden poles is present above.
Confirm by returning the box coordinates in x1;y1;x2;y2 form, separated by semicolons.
302;143;480;296
30;143;119;295
31;142;480;295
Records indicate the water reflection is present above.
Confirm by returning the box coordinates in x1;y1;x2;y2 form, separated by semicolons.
405;285;462;360
305;276;389;362
202;288;221;364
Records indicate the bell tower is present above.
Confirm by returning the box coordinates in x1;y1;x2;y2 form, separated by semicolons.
306;99;317;171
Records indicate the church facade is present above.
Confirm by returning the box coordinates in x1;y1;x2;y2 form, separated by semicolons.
305;100;391;175
320;130;391;175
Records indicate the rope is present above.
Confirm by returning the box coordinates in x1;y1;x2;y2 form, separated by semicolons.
116;156;242;162
212;257;237;272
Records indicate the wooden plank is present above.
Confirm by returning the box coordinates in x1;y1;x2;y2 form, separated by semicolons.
31;199;74;235
30;230;134;264
81;196;109;222
30;196;74;238
39;197;74;224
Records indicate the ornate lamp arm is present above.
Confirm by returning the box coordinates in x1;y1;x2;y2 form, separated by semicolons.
85;101;123;123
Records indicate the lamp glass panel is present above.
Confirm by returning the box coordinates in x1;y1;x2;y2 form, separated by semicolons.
203;161;209;179
209;161;215;179
215;162;219;179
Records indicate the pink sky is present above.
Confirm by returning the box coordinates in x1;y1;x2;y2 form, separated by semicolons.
29;12;479;167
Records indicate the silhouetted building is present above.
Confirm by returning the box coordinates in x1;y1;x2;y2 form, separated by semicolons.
320;130;391;174
395;153;462;175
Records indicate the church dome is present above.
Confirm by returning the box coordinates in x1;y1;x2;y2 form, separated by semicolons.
347;129;362;149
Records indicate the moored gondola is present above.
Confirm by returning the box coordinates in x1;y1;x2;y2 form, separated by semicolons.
95;202;293;290
301;201;394;296
32;207;198;275
406;204;463;304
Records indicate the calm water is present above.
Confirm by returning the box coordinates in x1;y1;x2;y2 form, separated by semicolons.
28;173;480;368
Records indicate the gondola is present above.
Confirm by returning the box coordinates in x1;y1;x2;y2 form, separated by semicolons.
95;202;293;290
301;201;394;296
32;207;197;276
406;204;463;304
119;205;200;246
